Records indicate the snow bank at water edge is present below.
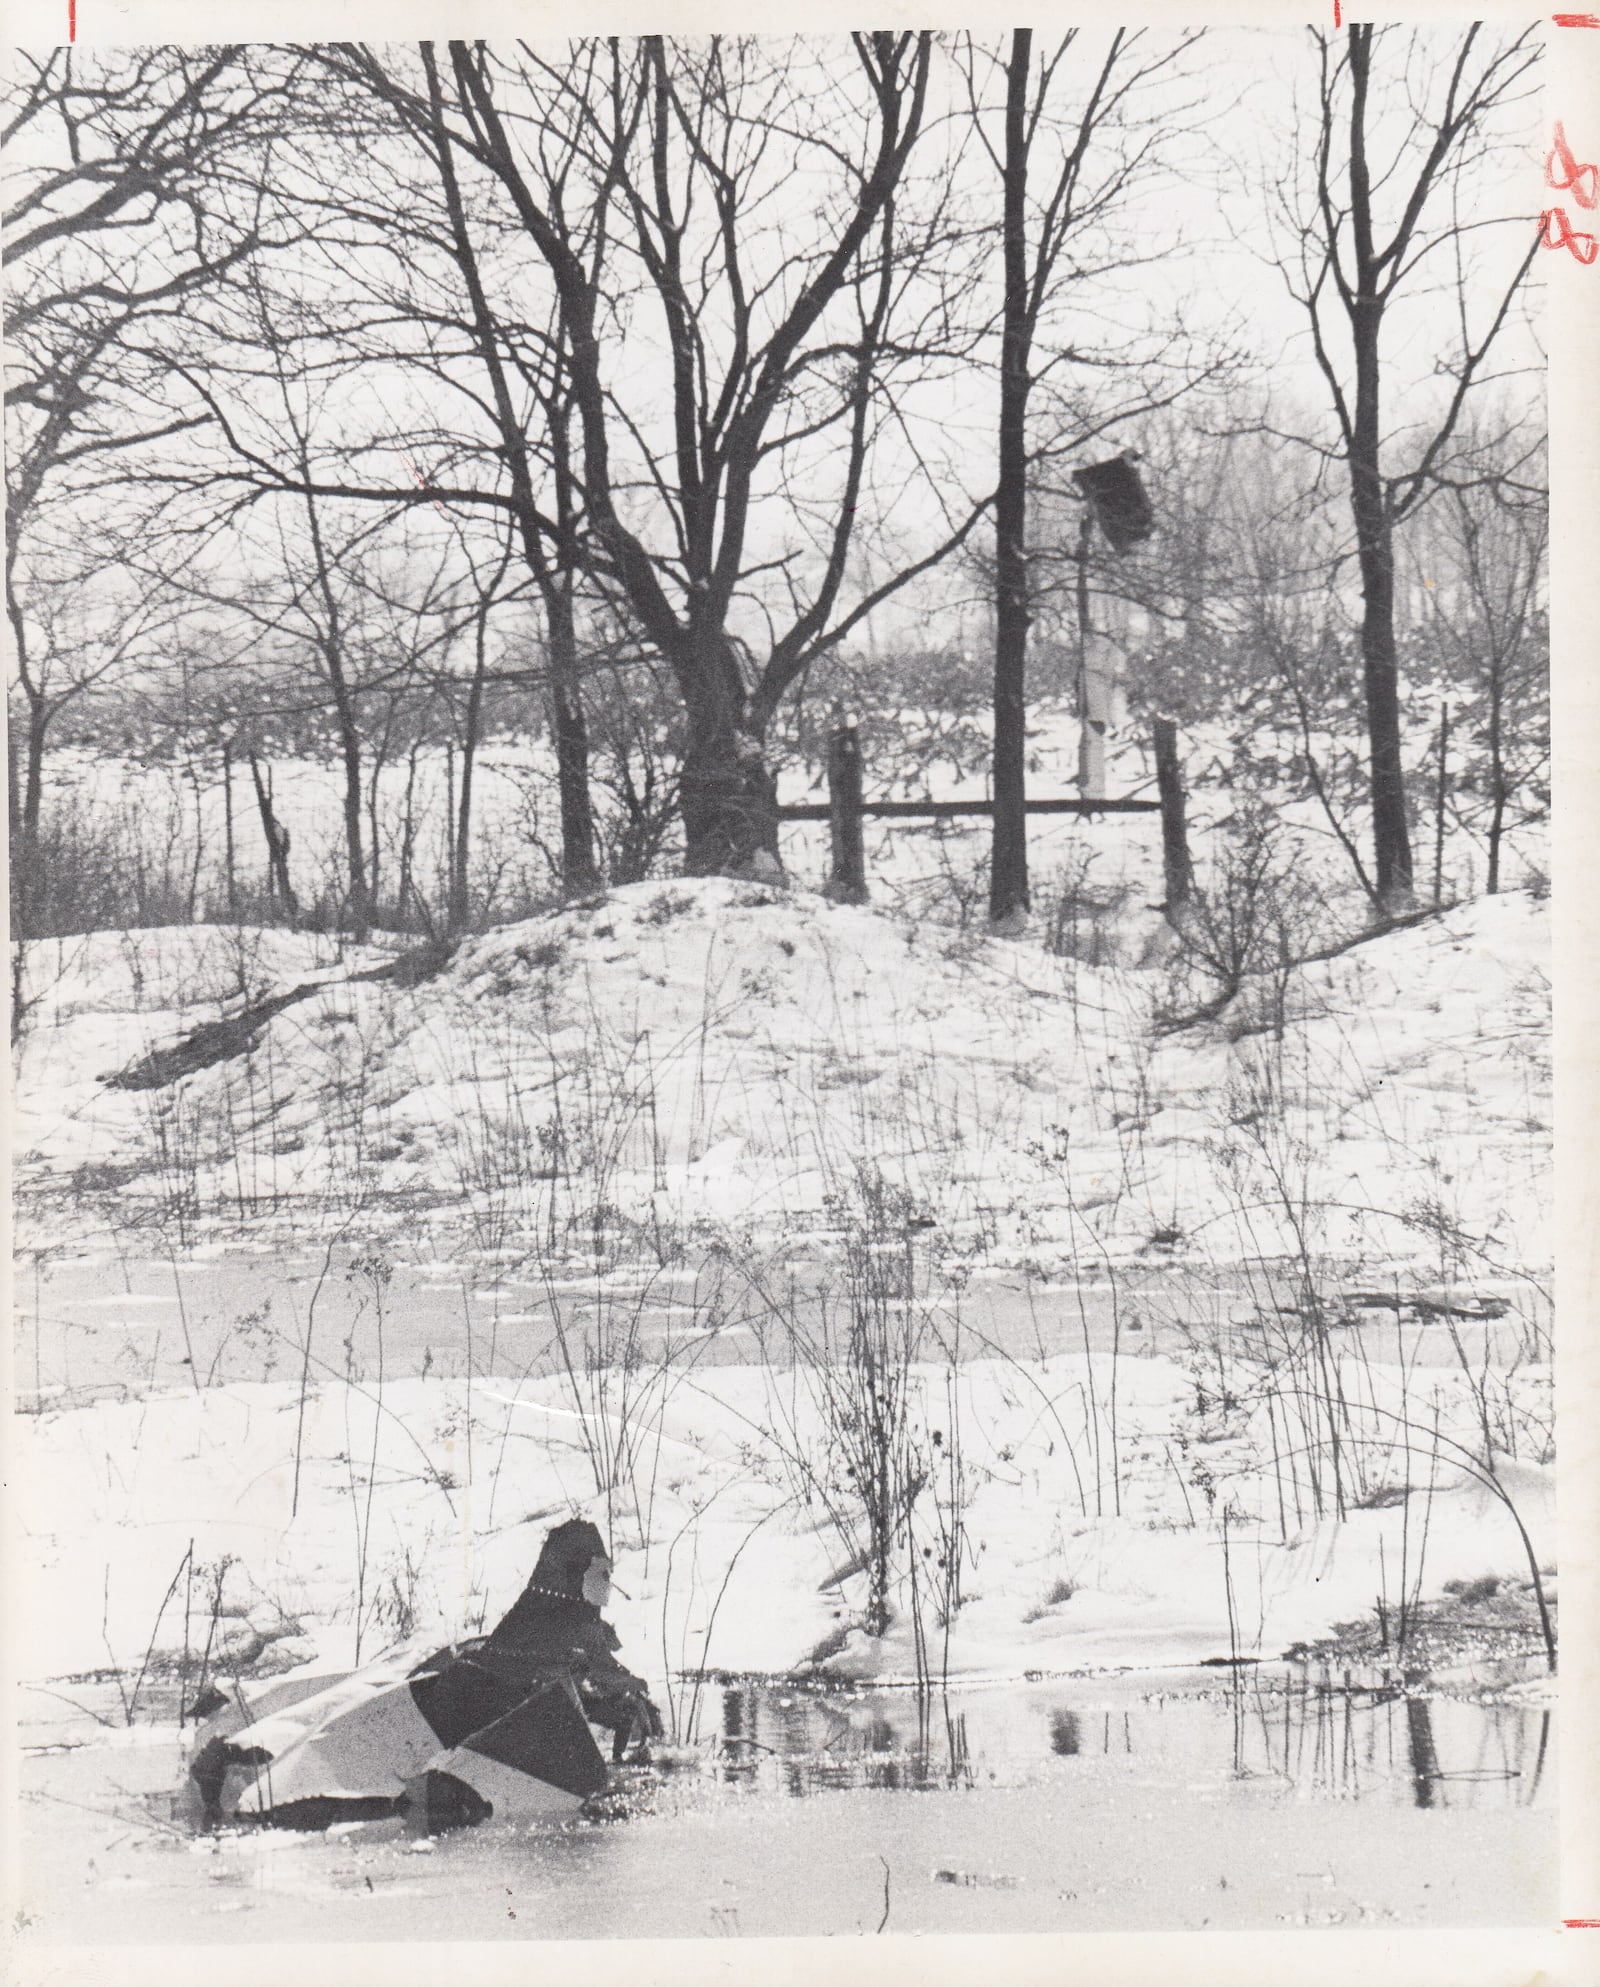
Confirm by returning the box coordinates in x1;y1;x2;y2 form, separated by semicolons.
14;1348;1553;1693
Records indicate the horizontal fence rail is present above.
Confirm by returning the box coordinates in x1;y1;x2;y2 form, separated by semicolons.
777;795;1161;821
793;718;1190;909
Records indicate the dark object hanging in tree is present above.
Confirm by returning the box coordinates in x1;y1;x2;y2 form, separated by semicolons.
1072;454;1154;554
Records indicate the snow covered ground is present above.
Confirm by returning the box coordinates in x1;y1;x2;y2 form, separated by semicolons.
12;871;1551;1272
10;851;1554;1697
12;1348;1554;1693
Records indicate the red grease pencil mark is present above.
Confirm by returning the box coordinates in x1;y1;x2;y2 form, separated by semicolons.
1564;1920;1600;1929
399;452;448;516
1540;207;1599;260
1548;121;1600;205
1542;122;1600;261
67;0;76;39
1333;1;1341;25
1553;12;1600;24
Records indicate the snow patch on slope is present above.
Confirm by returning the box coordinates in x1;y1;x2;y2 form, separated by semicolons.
13;878;1551;1278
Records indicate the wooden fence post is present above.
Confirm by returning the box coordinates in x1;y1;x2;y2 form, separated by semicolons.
825;720;868;903
1433;700;1450;908
221;737;237;916
1152;716;1193;922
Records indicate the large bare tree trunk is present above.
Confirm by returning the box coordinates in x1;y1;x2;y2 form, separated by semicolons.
679;647;779;876
679;741;779;876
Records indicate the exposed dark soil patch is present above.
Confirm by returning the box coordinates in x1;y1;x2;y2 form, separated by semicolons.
1285;1575;1555;1694
101;939;456;1091
105;985;325;1090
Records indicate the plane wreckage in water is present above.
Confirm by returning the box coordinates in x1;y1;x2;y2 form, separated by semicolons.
184;1521;663;1830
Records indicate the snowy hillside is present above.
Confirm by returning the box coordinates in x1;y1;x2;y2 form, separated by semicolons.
11;876;1553;1697
14;874;1552;1277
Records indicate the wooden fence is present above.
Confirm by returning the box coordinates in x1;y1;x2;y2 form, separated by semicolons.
778;717;1193;914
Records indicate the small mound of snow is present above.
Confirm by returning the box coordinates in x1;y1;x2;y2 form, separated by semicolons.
13;883;1549;1284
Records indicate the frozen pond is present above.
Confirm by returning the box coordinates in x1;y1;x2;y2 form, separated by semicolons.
15;1242;1535;1403
17;1669;1554;1940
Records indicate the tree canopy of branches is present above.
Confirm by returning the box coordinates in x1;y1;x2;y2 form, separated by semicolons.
3;30;1550;937
428;33;994;875
1276;23;1540;909
3;47;301;933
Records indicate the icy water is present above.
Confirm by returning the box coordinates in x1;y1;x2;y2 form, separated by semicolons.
17;1670;1554;1940
14;1243;1531;1402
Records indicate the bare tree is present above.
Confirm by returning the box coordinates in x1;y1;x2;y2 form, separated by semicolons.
1417;463;1548;894
417;42;600;893
1276;24;1541;908
435;534;520;931
4;47;292;933
5;514;200;936
153;43;609;897
121;38;997;885
432;34;992;875
960;27;1205;927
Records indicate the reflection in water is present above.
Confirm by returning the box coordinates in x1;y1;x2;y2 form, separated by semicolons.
1406;1697;1442;1809
686;1674;1549;1814
1529;1710;1551;1804
1049;1709;1081;1757
16;1670;1557;1944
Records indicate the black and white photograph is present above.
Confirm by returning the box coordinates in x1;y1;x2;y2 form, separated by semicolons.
5;3;1595;1973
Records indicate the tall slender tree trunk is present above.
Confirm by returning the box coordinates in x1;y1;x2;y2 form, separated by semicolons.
989;28;1034;929
7;582;46;936
397;742;417;925
22;698;46;862
1349;387;1412;906
247;754;297;917
366;728;390;922
336;710;371;940
450;695;480;938
7;717;26;940
546;579;599;896
298;503;370;938
1346;29;1414;909
422;46;598;900
444;740;459;920
1486;656;1507;894
221;738;238;916
12;694;48;939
